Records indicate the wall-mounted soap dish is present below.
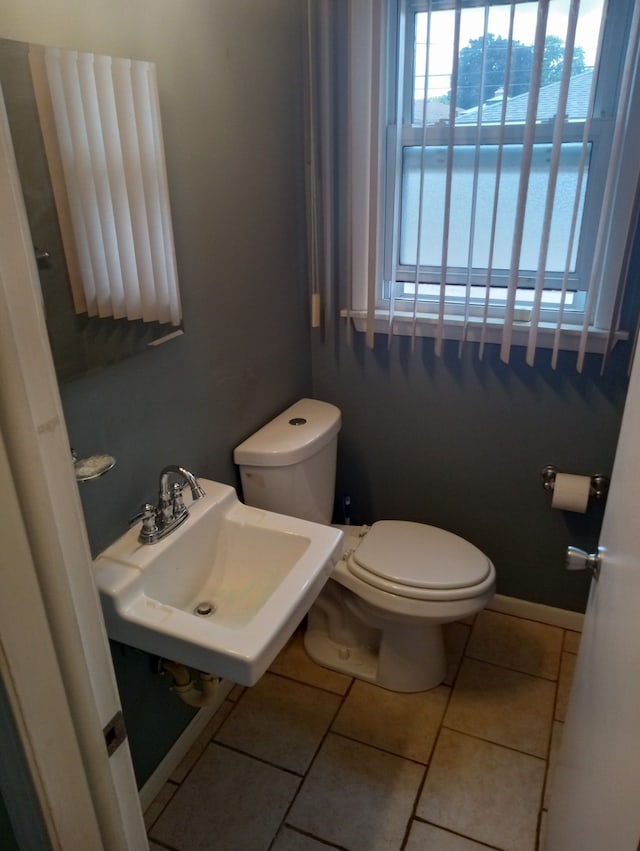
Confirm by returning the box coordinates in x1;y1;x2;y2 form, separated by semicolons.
72;449;116;482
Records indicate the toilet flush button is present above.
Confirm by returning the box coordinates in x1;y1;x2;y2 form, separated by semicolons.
289;417;307;426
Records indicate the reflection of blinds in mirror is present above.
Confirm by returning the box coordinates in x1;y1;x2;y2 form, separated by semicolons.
29;45;181;326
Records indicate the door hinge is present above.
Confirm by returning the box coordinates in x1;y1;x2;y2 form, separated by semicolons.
103;710;127;757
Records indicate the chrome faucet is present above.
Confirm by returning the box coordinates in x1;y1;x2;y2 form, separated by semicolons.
137;465;205;544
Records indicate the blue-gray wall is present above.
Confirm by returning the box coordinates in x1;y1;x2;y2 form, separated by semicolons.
312;332;630;614
3;0;635;792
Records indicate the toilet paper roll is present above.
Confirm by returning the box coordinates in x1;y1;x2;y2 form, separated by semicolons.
551;473;591;513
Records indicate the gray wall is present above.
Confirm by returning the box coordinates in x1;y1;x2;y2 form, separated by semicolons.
2;0;311;786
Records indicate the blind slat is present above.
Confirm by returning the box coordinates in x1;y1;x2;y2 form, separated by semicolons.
410;0;434;348
500;0;549;363
478;4;516;360
435;1;462;357
93;53;142;320
525;0;580;367
459;3;490;356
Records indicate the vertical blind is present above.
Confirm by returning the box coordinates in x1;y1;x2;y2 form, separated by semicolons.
29;45;181;326
307;0;640;371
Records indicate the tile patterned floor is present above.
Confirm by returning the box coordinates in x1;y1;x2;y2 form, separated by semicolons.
145;609;579;851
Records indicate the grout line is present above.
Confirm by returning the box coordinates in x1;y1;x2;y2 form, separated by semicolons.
463;649;561;682
271;823;348;850
410;816;505;850
328;728;436;769
268;677;355;851
211;738;308;780
147;838;181;851
439;724;549;762
265;667;353;699
458;652;562;685
399;676;459;849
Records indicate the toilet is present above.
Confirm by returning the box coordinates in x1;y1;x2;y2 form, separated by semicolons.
233;398;495;692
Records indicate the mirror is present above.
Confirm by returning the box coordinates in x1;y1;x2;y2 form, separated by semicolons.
0;37;183;382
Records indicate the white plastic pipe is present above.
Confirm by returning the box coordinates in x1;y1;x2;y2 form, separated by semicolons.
160;660;221;709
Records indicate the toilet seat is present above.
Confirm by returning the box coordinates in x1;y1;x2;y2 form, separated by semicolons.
346;520;493;601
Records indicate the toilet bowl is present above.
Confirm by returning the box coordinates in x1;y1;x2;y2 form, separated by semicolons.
304;522;495;691
233;398;495;692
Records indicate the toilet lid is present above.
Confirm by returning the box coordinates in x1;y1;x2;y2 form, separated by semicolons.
350;521;491;591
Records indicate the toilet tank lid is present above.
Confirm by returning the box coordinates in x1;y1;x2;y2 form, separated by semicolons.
233;398;341;467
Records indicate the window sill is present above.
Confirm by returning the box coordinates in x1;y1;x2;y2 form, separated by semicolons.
342;309;628;354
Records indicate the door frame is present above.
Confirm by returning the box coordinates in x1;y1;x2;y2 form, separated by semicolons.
0;86;147;849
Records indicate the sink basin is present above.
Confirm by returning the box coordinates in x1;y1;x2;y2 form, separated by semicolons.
93;478;343;685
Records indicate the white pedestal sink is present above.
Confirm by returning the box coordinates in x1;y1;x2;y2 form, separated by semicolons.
93;478;343;685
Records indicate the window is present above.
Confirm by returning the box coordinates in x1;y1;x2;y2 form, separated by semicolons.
305;0;640;369
386;1;610;322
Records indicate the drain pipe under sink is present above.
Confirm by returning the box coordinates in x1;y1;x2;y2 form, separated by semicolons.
160;659;222;708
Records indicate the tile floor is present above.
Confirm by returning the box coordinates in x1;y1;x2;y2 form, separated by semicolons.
144;608;579;851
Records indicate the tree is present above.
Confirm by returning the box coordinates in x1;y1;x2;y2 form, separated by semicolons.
454;34;587;110
456;34;531;109
542;35;586;85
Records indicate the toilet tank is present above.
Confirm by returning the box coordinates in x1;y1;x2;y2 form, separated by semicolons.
233;398;341;524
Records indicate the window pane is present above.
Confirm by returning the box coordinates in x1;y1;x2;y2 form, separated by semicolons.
412;2;604;126
399;142;590;274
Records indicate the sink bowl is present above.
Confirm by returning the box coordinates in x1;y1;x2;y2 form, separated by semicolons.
93;478;343;685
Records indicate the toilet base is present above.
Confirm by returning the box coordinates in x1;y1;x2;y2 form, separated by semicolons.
304;620;446;692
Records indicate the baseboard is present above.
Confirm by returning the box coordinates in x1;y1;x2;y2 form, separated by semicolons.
488;594;584;632
139;678;234;811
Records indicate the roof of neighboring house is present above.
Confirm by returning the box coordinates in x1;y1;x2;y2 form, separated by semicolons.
455;68;594;124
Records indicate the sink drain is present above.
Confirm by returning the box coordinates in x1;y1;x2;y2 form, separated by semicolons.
194;601;217;617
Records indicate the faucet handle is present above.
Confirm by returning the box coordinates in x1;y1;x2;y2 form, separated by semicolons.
131;503;160;543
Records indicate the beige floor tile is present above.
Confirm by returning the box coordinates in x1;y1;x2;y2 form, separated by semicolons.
466;611;563;680
555;652;577;722
272;825;342;850
270;628;353;694
543;721;564;809
215;672;341;774
331;679;449;763
563;629;581;654
405;820;495;850
443;621;471;685
149;743;299;851
444;658;555;757
287;733;424;851
417;729;545;851
170;699;234;783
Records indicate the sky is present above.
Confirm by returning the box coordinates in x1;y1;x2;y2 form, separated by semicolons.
416;0;605;100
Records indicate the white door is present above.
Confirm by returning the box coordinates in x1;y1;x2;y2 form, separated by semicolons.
545;344;640;850
0;86;147;849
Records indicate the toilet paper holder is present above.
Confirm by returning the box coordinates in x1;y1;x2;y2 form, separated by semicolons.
541;465;609;500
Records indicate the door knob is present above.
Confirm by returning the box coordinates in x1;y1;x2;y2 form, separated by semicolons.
566;546;601;579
